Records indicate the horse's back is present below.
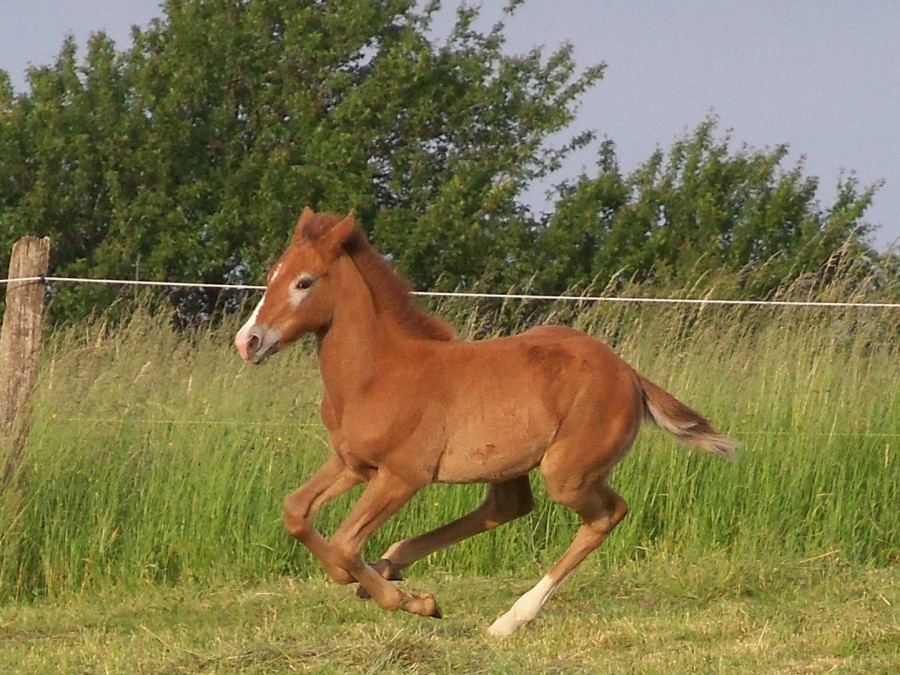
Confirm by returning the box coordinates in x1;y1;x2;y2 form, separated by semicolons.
519;324;587;341
446;324;639;409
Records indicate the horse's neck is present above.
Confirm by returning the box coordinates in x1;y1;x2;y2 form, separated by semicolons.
315;258;391;407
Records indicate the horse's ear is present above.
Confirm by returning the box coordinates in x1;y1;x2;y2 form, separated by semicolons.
323;209;356;254
292;206;316;242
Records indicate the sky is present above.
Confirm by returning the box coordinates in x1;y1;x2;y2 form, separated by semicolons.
1;1;897;250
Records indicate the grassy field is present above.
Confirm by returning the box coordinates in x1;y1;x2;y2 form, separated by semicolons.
0;289;898;670
1;560;896;673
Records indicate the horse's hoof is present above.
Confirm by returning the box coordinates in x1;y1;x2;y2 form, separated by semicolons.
404;592;442;619
372;558;404;581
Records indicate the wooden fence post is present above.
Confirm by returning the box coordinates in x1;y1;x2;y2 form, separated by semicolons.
1;236;51;491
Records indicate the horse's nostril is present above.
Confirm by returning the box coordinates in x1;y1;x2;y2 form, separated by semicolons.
247;332;261;354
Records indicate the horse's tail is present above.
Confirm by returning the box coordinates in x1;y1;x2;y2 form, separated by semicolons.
638;374;738;461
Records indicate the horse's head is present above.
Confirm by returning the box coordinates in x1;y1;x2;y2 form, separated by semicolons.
234;207;355;364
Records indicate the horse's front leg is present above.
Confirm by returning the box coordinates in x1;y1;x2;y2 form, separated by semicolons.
329;469;441;618
283;454;362;585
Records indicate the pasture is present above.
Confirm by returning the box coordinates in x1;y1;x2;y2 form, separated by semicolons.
1;564;896;672
1;290;898;670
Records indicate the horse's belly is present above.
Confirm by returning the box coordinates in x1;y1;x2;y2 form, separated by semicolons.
433;418;550;484
434;447;542;483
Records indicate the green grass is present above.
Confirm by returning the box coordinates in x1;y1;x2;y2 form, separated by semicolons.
1;293;898;606
0;558;897;673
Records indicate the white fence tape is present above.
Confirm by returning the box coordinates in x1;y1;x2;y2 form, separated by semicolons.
1;275;899;309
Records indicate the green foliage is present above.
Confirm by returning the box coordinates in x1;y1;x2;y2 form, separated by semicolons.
0;0;600;321
0;2;893;324
538;119;884;296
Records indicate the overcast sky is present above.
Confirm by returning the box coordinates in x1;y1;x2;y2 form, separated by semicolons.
1;0;897;249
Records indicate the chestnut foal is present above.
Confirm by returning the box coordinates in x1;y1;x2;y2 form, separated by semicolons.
234;208;736;636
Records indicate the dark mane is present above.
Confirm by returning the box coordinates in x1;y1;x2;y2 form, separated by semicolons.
307;214;454;341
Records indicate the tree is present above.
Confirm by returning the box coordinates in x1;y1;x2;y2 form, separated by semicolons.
2;3;892;323
537;119;883;296
0;0;601;322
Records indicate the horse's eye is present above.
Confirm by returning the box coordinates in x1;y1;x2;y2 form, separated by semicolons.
296;276;316;291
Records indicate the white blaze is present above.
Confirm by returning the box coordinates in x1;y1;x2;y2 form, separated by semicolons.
270;262;284;282
237;296;265;337
234;296;266;359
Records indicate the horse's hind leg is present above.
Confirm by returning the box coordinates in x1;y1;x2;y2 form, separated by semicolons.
487;479;628;637
358;476;534;595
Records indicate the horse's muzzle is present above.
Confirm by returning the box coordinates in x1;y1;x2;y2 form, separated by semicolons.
235;323;281;364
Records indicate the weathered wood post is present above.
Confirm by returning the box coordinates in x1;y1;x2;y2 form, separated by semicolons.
1;236;51;492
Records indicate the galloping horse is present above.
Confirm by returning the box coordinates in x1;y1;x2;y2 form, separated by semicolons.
234;208;736;636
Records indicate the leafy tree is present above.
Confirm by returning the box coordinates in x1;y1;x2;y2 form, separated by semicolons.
537;119;882;297
1;2;893;325
0;0;601;321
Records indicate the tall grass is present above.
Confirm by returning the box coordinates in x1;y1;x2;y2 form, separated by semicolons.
1;288;897;601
